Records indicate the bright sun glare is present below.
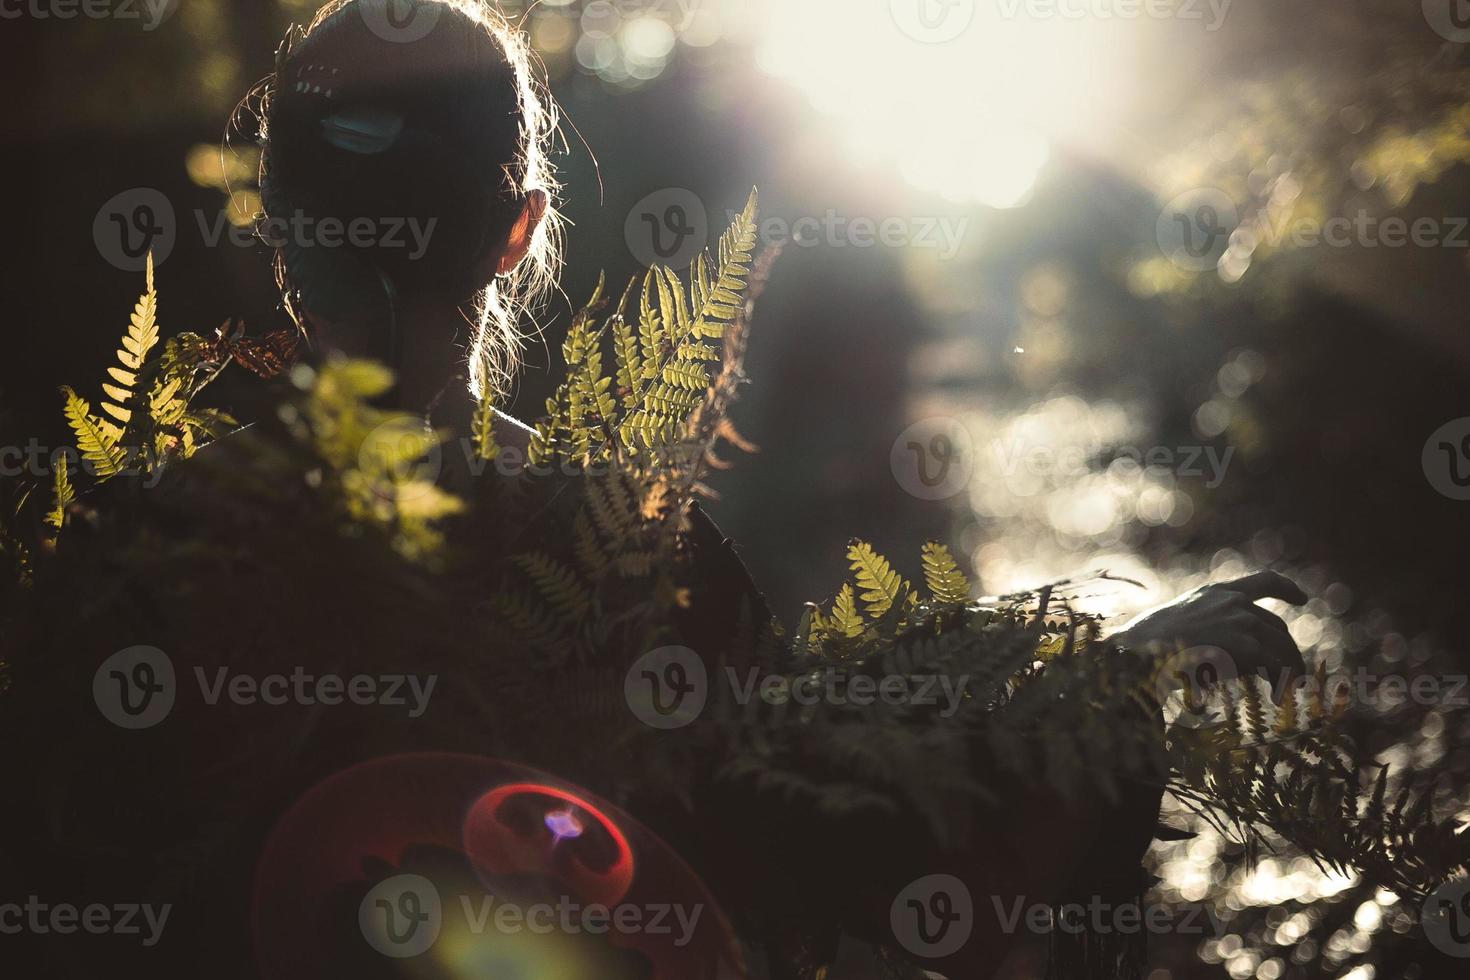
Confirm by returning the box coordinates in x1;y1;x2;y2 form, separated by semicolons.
749;0;1131;209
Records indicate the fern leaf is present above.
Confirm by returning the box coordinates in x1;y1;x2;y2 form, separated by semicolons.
182;409;238;445
636;270;666;381
43;456;74;533
656;267;687;344
584;473;637;546
612;312;642;408
572;511;610;581
513;552;592;622
1241;679;1267;742
490;591;569;656
847;539;907;617
104;252;160;423
61;387;126;480
472;390;500;462
119;252;160;370
830;582;864;638
661;359;709;391
920;541;970;604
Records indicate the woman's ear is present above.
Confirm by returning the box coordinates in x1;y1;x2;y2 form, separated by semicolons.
496;189;549;276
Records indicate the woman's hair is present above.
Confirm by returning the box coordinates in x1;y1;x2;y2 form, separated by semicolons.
255;0;562;399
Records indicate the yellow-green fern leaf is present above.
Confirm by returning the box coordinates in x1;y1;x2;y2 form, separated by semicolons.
43;456;73;533
689;189;757;340
920;541;970;604
612;313;642;408
472;390;501;462
656;267;689;345
118;252;160;370
830;582;864;638
61;387;126;480
661;360;708;391
792;603;820;658
637;270;666;380
847;539;907;617
182;409;238;451
101;252;161;430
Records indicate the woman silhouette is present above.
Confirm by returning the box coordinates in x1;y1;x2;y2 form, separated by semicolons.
252;2;1312;976
258;0;556;442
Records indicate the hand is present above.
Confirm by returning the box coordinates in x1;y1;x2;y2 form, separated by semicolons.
1110;571;1308;689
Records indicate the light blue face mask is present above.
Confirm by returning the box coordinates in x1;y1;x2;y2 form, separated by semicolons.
320;105;406;155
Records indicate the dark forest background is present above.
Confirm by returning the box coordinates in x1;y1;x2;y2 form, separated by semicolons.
3;1;1470;977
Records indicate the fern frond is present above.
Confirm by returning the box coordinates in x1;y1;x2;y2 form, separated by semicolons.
61;387;126;480
472;390;500;463
572;510;610;581
584;470;639;547
43;456;73;533
830;583;864;638
920;541;970;604
183;409;238;443
847;540;908;618
636;270;666;381
618;191;759;455
1241;678;1268;742
101;251;161;432
513;552;592;622
490;591;569;656
612;309;643;409
661;359;709;391
615;551;655;578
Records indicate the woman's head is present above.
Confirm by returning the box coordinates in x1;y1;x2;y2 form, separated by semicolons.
257;0;561;398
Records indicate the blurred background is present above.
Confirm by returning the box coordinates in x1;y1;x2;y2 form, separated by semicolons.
4;0;1470;976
